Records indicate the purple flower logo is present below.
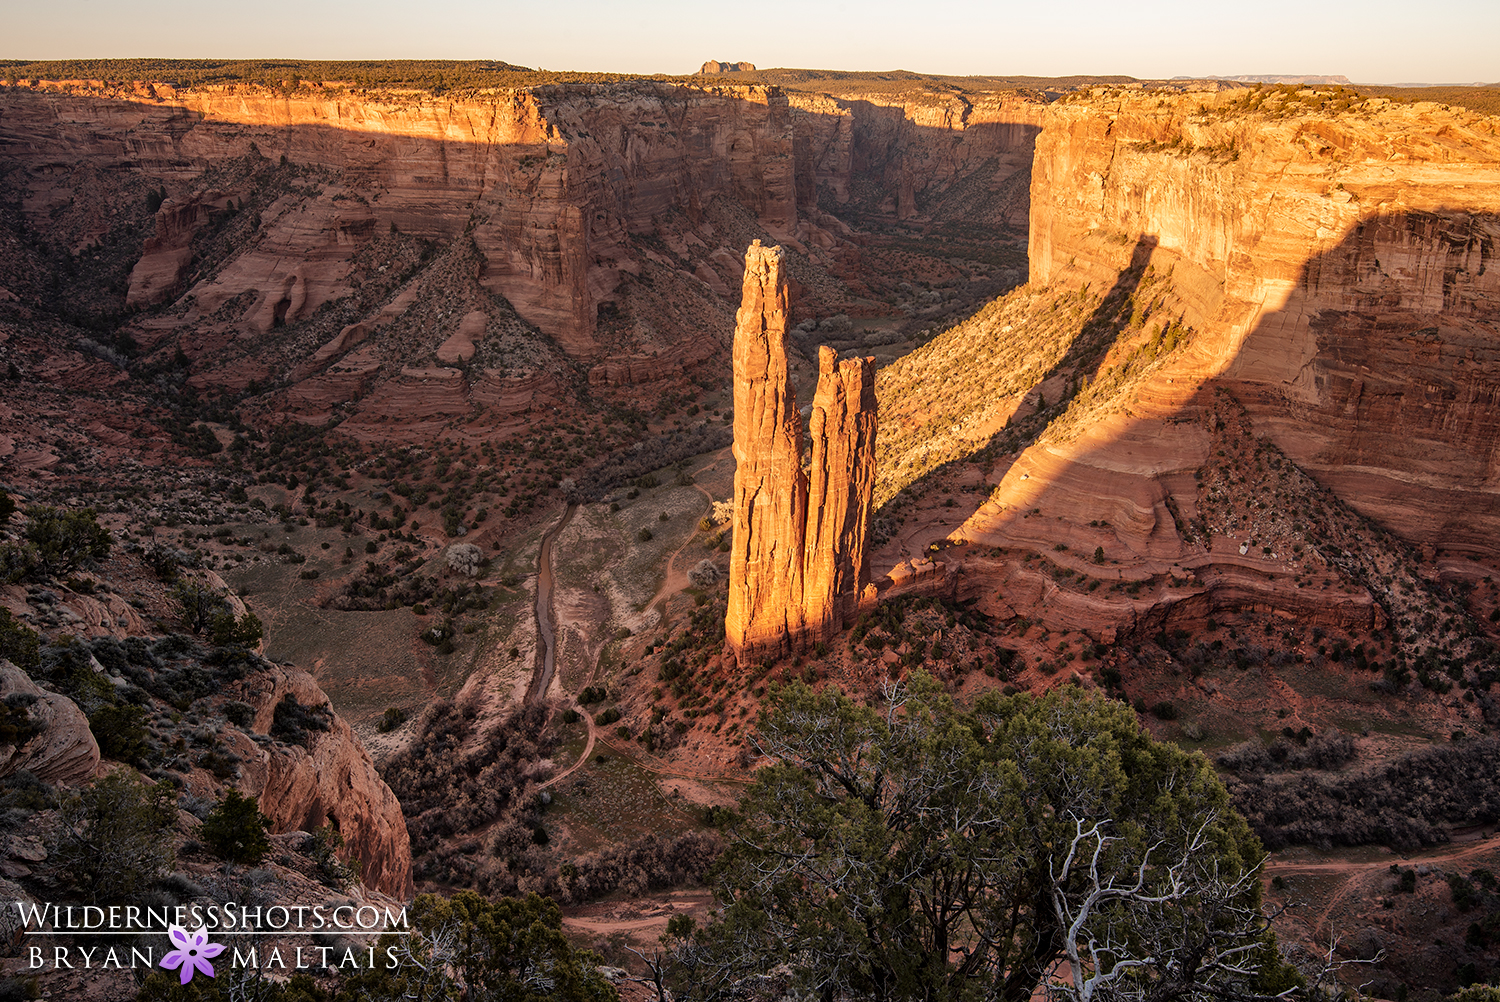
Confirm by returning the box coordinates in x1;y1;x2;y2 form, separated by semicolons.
160;925;225;984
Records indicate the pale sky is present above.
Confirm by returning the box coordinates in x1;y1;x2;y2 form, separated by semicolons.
4;0;1497;86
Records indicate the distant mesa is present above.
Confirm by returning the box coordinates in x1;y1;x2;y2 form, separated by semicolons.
699;60;757;75
1174;74;1353;85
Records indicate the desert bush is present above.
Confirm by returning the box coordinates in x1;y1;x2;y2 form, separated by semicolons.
688;559;720;587
22;506;111;580
198;788;271;865
583;425;731;498
173;580;228;634
211;610;263;649
52;771;176;902
0;609;40;672
88;703;150;764
0;693;42;754
1217;730;1357;775
0;544;38;585
142;544;183;583
270;693;332;747
37;639;117;714
557;830;720;904
1228;735;1500;849
309;822;359;888
381;701;556;855
377;706;408;733
0;770;54;829
446;542;483;577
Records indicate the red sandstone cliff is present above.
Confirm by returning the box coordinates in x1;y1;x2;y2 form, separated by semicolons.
231;663;414;898
1027;89;1500;558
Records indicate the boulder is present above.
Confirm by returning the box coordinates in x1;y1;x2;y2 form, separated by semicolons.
0;660;99;786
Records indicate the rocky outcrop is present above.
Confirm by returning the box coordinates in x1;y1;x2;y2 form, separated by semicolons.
700;62;757;74
230;664;414;898
727;242;808;660
1028;90;1500;558
726;242;877;664
0;660;100;786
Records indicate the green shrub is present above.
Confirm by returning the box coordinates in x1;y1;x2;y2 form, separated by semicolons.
310;822;359;888
173;581;228;634
0;544;38;585
22;506;111;579
53;772;176;902
1152;701;1179;720
270;693;331;747
595;706;622;726
198;789;271;865
88;704;150;764
211;610;263;649
0;694;42;749
0;608;40;672
376;706;407;733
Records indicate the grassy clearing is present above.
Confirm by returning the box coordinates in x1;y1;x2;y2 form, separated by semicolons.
549;750;697;854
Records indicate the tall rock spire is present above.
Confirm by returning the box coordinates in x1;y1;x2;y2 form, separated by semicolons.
725;241;878;665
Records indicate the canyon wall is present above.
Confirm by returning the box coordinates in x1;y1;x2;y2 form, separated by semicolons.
726;242;877;664
0;80;1042;353
1027;90;1500;558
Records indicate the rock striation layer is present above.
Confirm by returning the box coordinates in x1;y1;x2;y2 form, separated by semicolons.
0;660;99;786
726;242;877;664
1027;90;1500;558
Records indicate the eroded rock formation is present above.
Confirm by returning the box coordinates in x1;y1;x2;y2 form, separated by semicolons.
232;664;414;898
0;660;99;786
726;242;877;664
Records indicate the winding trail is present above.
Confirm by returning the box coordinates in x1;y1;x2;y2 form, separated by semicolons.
540;712;596;790
540;451;729;789
641;448;730;621
526;503;577;705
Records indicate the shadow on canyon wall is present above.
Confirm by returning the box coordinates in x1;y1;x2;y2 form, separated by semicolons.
0;83;1041;363
880;207;1500;628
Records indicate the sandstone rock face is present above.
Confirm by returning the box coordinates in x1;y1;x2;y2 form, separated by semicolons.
232;665;413;898
726;242;877;663
0;82;1043;356
727;241;808;659
0;660;100;786
1029;91;1500;558
804;345;879;631
789;91;1044;229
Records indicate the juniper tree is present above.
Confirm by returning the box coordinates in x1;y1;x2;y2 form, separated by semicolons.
693;675;1299;1002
